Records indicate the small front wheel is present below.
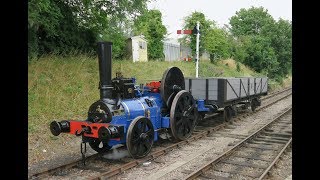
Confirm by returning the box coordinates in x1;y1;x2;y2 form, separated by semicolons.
126;116;154;158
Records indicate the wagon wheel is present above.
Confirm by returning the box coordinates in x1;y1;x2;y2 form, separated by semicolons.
160;67;185;106
88;139;111;153
231;105;237;117
224;106;233;122
170;90;198;140
126;116;154;158
251;98;259;112
198;113;205;122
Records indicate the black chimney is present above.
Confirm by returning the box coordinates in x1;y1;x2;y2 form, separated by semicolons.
97;42;113;99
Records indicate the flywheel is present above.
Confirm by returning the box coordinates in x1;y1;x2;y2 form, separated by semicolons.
160;67;185;107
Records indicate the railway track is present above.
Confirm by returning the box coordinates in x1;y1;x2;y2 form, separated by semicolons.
184;107;292;180
261;87;291;101
28;87;291;180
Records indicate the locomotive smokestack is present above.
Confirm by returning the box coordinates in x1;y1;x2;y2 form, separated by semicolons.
97;42;113;99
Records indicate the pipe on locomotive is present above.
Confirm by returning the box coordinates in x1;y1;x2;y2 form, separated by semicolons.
97;41;113;100
50;42;118;140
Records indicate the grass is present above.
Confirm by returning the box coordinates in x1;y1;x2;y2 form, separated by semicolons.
28;55;290;138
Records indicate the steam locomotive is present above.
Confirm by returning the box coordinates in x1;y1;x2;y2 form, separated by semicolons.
50;42;268;158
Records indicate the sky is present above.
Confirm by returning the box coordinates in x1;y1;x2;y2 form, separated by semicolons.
147;0;292;40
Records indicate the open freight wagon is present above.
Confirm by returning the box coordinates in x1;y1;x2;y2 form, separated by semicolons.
184;77;268;121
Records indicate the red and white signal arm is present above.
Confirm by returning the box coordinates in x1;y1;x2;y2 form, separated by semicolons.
177;30;193;34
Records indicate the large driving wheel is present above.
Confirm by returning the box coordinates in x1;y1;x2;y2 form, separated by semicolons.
126;116;154;158
170;90;198;140
89;139;111;153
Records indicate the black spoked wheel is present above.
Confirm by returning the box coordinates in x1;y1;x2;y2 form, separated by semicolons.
170;90;198;141
251;98;259;112
126;116;154;158
160;67;185;104
224;106;233;122
166;91;177;109
88;139;111;153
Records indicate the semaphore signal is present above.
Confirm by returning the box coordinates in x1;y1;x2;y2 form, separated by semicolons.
177;21;200;78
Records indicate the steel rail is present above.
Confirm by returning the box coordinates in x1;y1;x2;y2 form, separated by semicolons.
258;138;292;180
184;107;292;180
261;87;291;100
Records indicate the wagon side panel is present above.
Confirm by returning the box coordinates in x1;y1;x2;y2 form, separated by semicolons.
249;77;255;95
190;79;207;100
226;78;240;101
240;78;249;98
208;78;218;101
185;78;190;92
261;77;268;93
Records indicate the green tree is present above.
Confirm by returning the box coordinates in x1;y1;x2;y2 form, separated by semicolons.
244;36;279;78
180;11;214;57
229;35;251;62
65;0;148;35
229;6;276;37
204;28;231;61
28;0;98;58
100;27;127;59
38;1;96;54
65;0;149;59
133;10;167;60
28;0;63;58
28;0;149;59
271;19;292;77
229;6;291;80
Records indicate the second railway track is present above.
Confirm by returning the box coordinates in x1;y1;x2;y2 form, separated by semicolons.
184;107;292;180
